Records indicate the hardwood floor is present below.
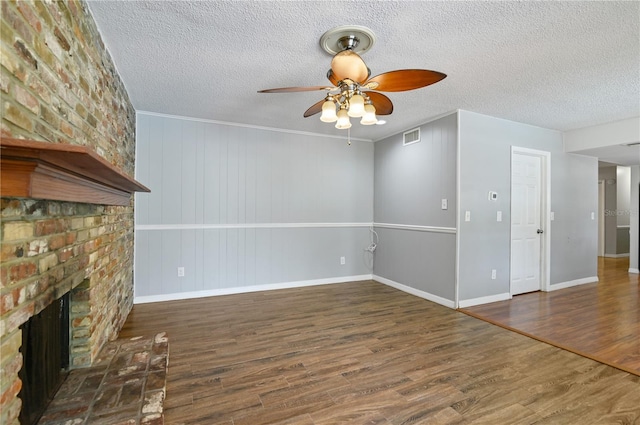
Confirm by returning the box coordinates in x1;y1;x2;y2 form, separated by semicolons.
120;280;640;424
462;257;639;376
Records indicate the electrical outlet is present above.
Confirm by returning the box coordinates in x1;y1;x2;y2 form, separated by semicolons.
465;211;471;222
491;269;497;280
441;199;448;210
497;211;502;222
177;267;185;277
340;256;346;265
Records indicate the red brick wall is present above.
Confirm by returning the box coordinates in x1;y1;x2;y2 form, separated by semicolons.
0;1;136;424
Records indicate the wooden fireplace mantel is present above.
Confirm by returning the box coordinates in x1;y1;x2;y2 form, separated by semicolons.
0;137;150;206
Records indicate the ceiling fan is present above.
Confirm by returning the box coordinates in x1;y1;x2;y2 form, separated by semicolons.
258;26;447;129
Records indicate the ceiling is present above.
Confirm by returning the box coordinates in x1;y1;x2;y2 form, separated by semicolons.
86;1;639;148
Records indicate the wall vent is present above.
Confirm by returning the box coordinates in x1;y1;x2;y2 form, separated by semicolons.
403;128;421;146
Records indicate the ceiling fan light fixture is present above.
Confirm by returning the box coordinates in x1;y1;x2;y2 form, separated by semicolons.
335;107;352;129
347;93;365;117
259;25;446;136
320;99;338;122
360;103;377;125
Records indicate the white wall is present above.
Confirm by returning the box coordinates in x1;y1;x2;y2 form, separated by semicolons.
134;112;374;302
617;166;631;227
458;111;598;305
616;166;631;254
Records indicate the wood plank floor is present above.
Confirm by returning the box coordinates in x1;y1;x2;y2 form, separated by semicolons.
461;257;640;376
120;280;640;424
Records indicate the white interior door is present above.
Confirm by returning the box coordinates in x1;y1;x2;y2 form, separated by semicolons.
511;153;542;295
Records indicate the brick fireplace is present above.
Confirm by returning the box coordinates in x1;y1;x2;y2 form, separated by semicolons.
1;197;139;424
0;1;140;424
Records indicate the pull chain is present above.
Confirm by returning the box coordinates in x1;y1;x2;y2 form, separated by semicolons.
348;127;351;146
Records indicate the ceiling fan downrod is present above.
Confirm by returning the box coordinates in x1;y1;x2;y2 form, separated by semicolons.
338;35;360;51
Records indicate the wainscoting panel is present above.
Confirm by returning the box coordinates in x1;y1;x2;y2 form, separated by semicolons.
135;113;374;298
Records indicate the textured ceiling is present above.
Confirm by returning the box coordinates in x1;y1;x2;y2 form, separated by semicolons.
86;1;640;143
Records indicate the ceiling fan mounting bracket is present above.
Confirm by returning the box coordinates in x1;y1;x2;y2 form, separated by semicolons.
320;25;376;55
338;35;359;51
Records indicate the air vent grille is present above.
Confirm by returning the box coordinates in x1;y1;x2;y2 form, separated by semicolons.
403;128;420;146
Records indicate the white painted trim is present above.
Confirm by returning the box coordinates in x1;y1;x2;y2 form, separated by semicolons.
455;110;461;309
629;268;639;274
134;274;373;304
136;222;372;231
604;253;630;258
547;276;598;291
458;293;512;308
137;110;372;142
136;222;459;233
373;275;455;309
510;147;552;294
373;223;457;234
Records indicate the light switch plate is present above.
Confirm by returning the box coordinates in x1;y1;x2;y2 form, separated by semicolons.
465;211;471;222
441;199;448;210
550;211;555;221
497;211;502;222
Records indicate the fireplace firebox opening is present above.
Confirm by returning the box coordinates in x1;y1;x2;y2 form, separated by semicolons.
18;292;70;425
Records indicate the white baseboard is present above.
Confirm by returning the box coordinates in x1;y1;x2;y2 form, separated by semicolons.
372;275;455;309
458;293;511;308
603;253;630;258
547;276;598;291
134;274;373;304
629;268;639;274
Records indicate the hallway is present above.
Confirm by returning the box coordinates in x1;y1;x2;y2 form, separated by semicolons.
461;257;639;375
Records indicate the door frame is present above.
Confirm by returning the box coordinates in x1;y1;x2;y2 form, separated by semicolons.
510;146;551;294
598;180;605;257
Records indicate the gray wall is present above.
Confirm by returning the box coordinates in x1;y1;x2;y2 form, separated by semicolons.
135;113;374;299
458;110;598;302
373;113;457;302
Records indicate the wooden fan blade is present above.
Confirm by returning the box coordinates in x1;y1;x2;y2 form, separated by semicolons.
327;69;339;86
258;86;332;93
366;70;446;92
364;92;393;115
303;99;325;118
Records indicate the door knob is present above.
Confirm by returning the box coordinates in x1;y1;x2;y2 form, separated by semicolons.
537;229;544;234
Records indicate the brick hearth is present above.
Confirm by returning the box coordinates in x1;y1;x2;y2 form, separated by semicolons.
37;332;168;425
